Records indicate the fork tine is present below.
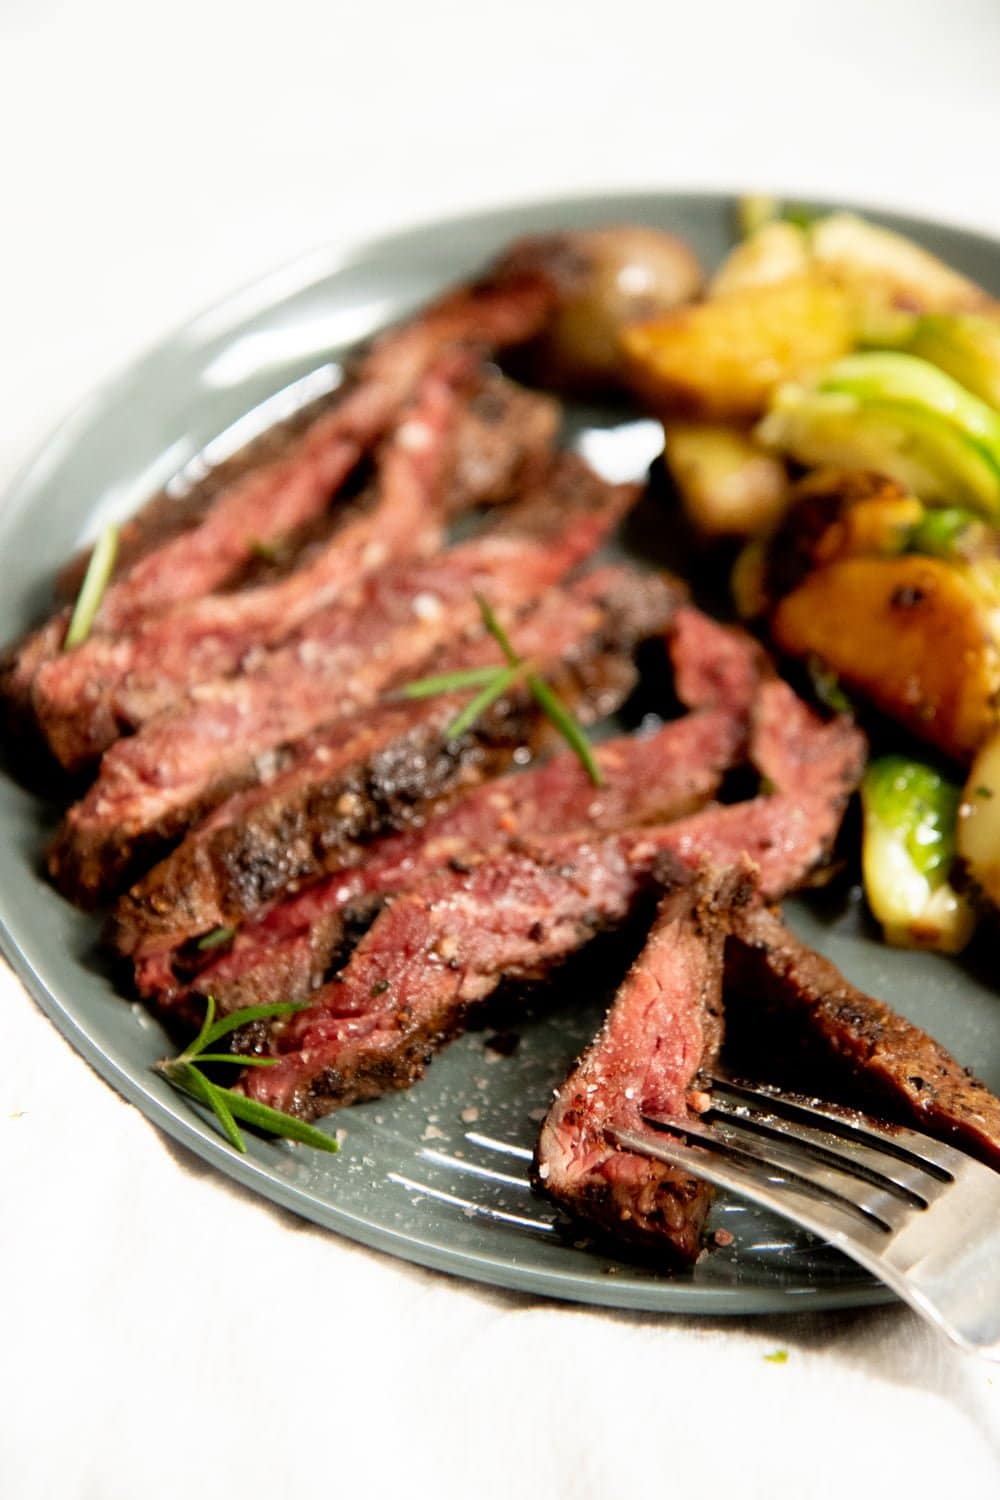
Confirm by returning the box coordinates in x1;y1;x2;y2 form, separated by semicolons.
711;1074;964;1179
642;1114;906;1232
700;1099;941;1208
607;1125;890;1254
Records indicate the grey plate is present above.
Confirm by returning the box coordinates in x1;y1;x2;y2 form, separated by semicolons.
3;191;999;1316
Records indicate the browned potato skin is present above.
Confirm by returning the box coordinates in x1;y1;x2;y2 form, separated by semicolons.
530;226;704;392
764;470;922;601
663;421;790;540
772;555;1000;761
622;278;855;420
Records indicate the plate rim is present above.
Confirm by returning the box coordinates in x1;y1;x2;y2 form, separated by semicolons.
11;184;994;1316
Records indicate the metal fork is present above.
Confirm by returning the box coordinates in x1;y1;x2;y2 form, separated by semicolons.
608;1075;1000;1358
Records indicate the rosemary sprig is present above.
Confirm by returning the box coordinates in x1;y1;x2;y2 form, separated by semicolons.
64;524;119;649
446;661;530;738
402;594;603;786
153;996;340;1155
400;664;507;700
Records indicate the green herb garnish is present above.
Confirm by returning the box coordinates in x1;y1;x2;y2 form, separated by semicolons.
402;594;604;786
196;925;237;951
64;524;119;650
153;996;339;1154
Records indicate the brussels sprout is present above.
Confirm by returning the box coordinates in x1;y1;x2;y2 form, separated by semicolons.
904;505;991;561
758;385;1000;515
906;315;1000;412
819;353;1000;466
861;755;976;952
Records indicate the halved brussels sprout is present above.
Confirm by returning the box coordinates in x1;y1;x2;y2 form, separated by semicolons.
861;755;976;952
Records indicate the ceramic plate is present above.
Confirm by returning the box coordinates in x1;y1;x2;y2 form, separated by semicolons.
3;192;999;1314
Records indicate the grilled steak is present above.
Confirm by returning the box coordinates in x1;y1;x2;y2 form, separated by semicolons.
234;835;668;1120
110;567;681;960
535;863;757;1263
725;903;1000;1171
138;706;742;1015
2;235;574;728
51;458;638;905
32;356;475;770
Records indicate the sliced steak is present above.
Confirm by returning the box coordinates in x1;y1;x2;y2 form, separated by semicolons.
140;706;742;1016
111;567;681;960
53;368;559;604
234;835;668;1121
725;903;1000;1172
32;355;474;770
51;458;638;905
229;680;861;1122
2;235;574;726
534;863;757;1263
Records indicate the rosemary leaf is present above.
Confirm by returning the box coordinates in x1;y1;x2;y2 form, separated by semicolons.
186;993;219;1061
196;925;236;951
527;675;603;787
400;665;506;699
474;592;520;667
192;1053;281;1068
194;998;312;1053
222;1091;341;1153
446;662;529;739
164;1060;246;1152
64;524;120;650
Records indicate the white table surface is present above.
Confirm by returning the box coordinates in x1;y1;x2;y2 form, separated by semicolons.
3;2;1000;1493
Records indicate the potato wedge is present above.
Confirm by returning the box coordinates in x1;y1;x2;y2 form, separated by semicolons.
811;213;993;314
771;555;1000;761
623;278;854;419
958;728;1000;906
710;222;811;298
662;421;789;539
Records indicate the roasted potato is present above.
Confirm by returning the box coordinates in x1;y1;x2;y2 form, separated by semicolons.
811;213;993;315
662;421;790;540
622;278;855;420
710;222;811;298
771;554;1000;761
530;226;704;392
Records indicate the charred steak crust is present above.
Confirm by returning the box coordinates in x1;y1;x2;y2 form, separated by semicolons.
534;862;757;1263
109;567;682;962
725;904;1000;1172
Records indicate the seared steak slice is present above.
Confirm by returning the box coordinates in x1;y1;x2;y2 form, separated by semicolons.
442;370;560;513
2;235;572;726
140;706;742;1015
535;863;757;1263
669;604;766;716
725;904;1000;1172
51;459;638;905
32;355;474;770
234;835;665;1120
111;567;680;958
